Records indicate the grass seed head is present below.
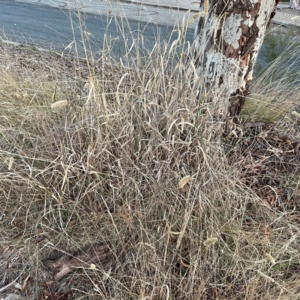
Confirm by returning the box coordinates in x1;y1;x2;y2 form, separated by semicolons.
51;100;68;109
203;237;218;248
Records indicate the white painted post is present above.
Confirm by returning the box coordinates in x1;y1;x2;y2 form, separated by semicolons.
192;0;278;116
290;0;300;9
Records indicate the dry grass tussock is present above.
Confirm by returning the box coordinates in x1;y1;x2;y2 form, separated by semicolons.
0;19;300;300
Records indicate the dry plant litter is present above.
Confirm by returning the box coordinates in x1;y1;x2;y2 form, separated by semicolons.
0;2;300;299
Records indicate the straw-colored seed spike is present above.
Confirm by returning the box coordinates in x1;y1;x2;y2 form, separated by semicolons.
203;237;218;248
266;253;276;264
8;157;14;170
189;12;206;24
291;16;299;20
178;175;191;189
204;0;209;13
291;111;300;119
189;0;209;25
51;100;68;110
257;270;275;283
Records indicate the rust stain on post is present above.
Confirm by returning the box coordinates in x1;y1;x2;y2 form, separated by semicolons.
192;0;278;116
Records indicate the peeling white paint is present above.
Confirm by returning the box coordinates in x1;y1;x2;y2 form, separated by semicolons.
256;1;276;30
223;14;243;49
192;0;277;114
203;51;247;106
244;11;254;27
255;1;276;55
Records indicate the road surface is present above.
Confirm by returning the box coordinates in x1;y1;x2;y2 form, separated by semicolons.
0;0;195;62
0;0;299;73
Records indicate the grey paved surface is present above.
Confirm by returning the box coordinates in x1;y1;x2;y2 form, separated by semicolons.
1;0;299;67
127;1;300;27
275;4;300;26
14;0;198;29
119;0;200;11
0;0;195;61
124;0;300;26
14;1;300;28
128;1;300;27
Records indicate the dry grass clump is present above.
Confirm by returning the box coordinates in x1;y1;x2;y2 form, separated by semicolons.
243;28;300;122
0;23;300;300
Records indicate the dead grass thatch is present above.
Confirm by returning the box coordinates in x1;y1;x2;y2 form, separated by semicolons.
0;12;300;300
